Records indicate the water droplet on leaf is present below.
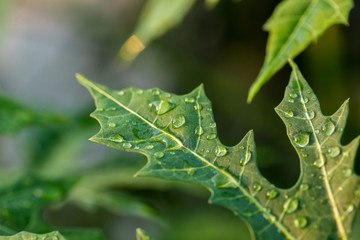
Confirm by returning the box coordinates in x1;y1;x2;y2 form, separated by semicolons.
215;145;227;157
300;184;309;191
294;217;307;228
185;96;195;103
293;132;310;148
109;134;124;143
253;182;262;192
313;158;325;168
306;110;315;119
240;148;252;166
109;122;116;128
172;114;186;128
289;92;298;98
283;198;299;213
206;133;217;140
122;142;132;149
154;152;164;159
327;146;341;157
284;110;294;118
301;97;309;104
266;189;278;199
321;118;336;136
149;100;175;115
209;122;216;128
342;167;352;177
195;126;204;136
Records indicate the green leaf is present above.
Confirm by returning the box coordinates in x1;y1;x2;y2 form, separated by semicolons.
78;60;359;240
0;93;65;134
247;0;354;102
0;231;66;240
0;176;72;235
136;228;153;240
118;0;196;61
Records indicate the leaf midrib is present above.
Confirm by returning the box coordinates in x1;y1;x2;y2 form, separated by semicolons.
80;77;297;240
293;69;348;240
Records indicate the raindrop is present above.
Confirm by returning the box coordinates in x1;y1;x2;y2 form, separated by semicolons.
253;182;262;192
109;134;124;143
346;204;355;213
289;92;298;98
312;158;325;168
240;148;252;166
144;144;154;150
215;145;227;157
206;133;217;140
109;122;116;128
283;198;299;213
321;118;336;136
195;126;204;136
288;98;295;103
327;146;341;157
154;152;164;159
194;104;203;111
209;122;216;128
284;110;294;118
149;100;175;115
341;167;352;177
185;96;195;103
122;142;132;149
294;217;308;228
301;97;309;104
306;110;315;119
266;189;278;199
172;114;186;128
293;132;310;148
300;184;309;191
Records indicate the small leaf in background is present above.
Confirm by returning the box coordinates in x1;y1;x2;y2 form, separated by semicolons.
136;228;152;240
0;93;66;134
0;176;72;236
118;0;196;61
247;0;354;102
0;231;65;240
79;59;359;239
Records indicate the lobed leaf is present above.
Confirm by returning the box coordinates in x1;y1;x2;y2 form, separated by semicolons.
247;0;354;102
79;60;359;240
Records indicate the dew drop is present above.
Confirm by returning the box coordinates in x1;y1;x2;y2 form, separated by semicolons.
300;184;309;191
172;114;186;128
109;122;116;128
289;92;298;98
312;158;325;168
266;189;278;199
195;126;204;136
346;204;355;213
149;100;175;115
215;145;227;157
284;110;294;118
294;217;307;228
301;97;309;104
154;151;164;159
306;110;315;119
122;142;132;149
252;182;262;192
327;146;341;157
194;104;203;111
288;98;295;103
293;132;310;148
109;134;124;143
342;167;352;177
240;148;252;166
206;133;217;140
144;144;154;150
283;198;299;213
185;96;195;103
209;122;216;128
321;118;336;136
